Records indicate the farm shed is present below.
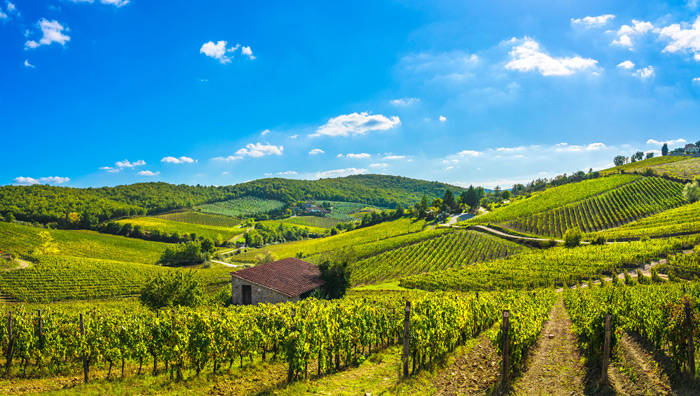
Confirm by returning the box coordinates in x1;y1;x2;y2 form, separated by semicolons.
230;258;324;305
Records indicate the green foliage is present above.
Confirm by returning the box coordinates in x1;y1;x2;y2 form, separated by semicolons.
158;241;204;266
153;211;241;227
613;155;628;166
254;250;278;265
318;257;352;299
591;235;607;245
114;217;245;242
593;199;700;240
278;215;343;229
662;143;669;156
564;228;582;248
139;271;204;310
196;197;285;217
683;181;700;203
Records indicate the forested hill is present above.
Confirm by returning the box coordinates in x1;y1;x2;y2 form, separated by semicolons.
0;175;464;226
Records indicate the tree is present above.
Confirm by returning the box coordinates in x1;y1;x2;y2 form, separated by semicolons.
139;271;204;310
645;151;655;160
442;190;456;213
394;203;404;218
501;190;511;201
461;185;480;210
564;228;582;248
683;181;700;203
613;155;627;166
318;257;352;299
662;143;669;156
157;241;204;266
634;151;644;161
255;250;278;265
200;237;216;253
34;231;59;255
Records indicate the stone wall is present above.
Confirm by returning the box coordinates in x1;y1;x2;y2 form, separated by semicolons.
231;277;300;305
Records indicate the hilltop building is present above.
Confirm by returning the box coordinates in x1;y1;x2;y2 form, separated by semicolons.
230;258;324;305
684;143;699;154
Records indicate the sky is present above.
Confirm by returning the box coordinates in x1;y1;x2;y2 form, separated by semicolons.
1;0;700;189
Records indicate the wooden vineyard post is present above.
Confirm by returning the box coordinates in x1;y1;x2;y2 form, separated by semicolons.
81;313;88;384
500;310;510;391
402;301;411;378
601;313;612;384
685;300;695;378
287;308;296;383
5;311;12;377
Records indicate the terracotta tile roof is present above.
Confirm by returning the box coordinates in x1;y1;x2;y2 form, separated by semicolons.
231;258;324;297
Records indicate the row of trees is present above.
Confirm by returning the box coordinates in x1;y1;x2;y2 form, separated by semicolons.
613;151;655;166
97;221;226;246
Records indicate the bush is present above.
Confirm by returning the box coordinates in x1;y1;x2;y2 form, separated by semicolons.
139;271;204;310
157;241;205;266
255;251;278;265
683;181;700;203
564;228;582;248
591;235;607;245
318;256;352;300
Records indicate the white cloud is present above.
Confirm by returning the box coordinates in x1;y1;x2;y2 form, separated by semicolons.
693;77;700;83
314;168;367;179
260;129;270;136
115;159;146;168
617;60;635;69
495;146;527;152
6;2;15;12
505;37;598;76
99;166;120;173
161;156;196;164
25;19;70;49
571;14;615;28
221;171;230;175
634;66;655;79
439;115;447;122
646;138;687;145
345;153;371;159
659;17;700;60
290;134;298;139
612;20;654;48
555;142;607;152
311;112;401;137
390;97;420;106
458;150;481;157
369;163;388;168
0;9;6;19
70;0;130;6
211;155;241;162
13;176;70;185
24;59;35;68
240;46;255;60
383;155;406;160
309;148;325;155
200;41;233;64
217;143;283;160
265;170;297;176
137;170;160;176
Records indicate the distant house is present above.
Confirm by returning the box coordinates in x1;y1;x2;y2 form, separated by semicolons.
230;258;324;305
684;144;699;154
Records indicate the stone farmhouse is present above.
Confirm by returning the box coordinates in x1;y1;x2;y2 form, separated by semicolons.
230;258;324;305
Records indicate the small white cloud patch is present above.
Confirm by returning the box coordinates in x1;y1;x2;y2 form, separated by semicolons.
311;112;401;137
571;14;615;28
345;153;371;159
612;20;654;48
634;66;655;79
309;149;325;155
115;159;146;168
617;60;635;69
314;168;367;179
260;129;270;136
439;115;447;122
24;59;35;68
390;97;420;106
505;37;598;76
200;41;254;64
659;17;700;60
137;170;160;176
647;138;687;145
13;176;70;185
369;163;388;168
161;156;196;164
25;19;70;49
458;150;481;157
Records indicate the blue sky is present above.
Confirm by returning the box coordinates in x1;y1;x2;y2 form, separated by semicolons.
1;0;699;189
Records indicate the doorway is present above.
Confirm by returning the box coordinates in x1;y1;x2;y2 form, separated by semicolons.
242;285;252;305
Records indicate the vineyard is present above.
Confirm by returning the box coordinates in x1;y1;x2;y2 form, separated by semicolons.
564;283;700;375
497;177;684;238
115;217;245;241
469;174;641;226
400;236;700;291
0;221;168;264
279;216;341;229
600;155;692;176
153;211;241;228
593;199;700;240
319;201;386;222
0;289;554;387
196;197;285;217
256;219;328;235
350;230;523;285
0;255;232;302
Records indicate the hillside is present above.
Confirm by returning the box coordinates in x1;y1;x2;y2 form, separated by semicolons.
0;175;464;226
600;155;700;180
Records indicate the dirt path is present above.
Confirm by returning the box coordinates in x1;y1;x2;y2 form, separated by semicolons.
608;333;673;395
432;331;501;395
511;296;586;396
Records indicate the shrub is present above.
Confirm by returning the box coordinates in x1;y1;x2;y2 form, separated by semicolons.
140;271;204;310
683;181;700;203
591;235;607;245
564;228;582;248
318;257;352;300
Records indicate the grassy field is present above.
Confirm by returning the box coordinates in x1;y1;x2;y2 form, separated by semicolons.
115;216;245;241
196;197;285;217
600;155;692;176
350;229;524;285
153;211;241;227
0;221;168;264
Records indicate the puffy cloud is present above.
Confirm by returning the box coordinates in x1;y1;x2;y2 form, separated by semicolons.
235;142;283;158
240;46;255;60
505;37;598;76
612;20;654;48
200;41;235;64
390;97;420;106
555;142;607;152
99;166;120;173
6;2;15;12
308;148;325;155
571;14;615;28
693;77;700;83
659;17;700;60
617;60;635;69
311;112;401;137
23;59;35;68
265;170;297;176
0;9;6;19
458;150;481;157
634;66;655;79
314;168;367;179
137;170;160;176
25;19;70;49
161;156;196;164
13;176;70;185
115;159;146;168
439;115;447;122
646;138;687;145
369;163;388;168
344;153;371;159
